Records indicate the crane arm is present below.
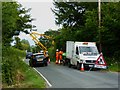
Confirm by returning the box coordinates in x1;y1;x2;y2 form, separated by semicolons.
31;32;54;45
31;32;52;39
29;31;54;57
30;33;47;56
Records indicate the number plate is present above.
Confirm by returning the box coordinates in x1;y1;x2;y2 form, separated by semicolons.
37;59;43;61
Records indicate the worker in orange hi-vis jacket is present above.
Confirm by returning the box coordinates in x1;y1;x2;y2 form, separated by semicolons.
58;50;63;64
55;49;59;64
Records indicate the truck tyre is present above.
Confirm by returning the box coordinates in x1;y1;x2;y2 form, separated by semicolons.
77;63;80;70
68;60;72;68
62;60;65;66
63;62;65;66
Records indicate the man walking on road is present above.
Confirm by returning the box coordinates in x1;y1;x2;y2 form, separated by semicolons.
58;49;63;64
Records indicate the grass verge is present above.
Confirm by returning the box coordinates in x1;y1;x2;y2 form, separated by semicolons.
7;61;46;88
107;63;119;72
3;63;46;88
101;57;120;72
2;47;46;88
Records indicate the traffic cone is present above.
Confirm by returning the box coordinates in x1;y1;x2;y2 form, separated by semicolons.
81;63;84;71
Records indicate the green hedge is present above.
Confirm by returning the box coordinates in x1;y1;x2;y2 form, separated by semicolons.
2;46;26;86
48;47;56;62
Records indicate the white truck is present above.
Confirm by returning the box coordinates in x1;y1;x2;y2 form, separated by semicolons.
66;41;100;70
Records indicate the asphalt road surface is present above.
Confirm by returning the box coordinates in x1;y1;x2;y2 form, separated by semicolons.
25;59;119;88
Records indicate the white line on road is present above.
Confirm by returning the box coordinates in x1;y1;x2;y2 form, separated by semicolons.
33;68;52;87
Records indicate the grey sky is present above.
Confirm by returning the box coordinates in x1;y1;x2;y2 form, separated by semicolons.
16;0;59;46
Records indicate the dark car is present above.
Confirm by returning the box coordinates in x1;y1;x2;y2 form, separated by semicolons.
26;52;33;59
29;53;48;67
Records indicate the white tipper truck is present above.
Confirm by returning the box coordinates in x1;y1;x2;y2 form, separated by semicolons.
66;41;100;69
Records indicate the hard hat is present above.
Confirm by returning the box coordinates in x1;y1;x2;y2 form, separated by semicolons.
56;49;58;51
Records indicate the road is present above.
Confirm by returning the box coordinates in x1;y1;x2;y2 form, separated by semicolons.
25;59;119;88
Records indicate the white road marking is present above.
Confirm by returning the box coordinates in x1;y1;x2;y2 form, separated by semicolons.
33;68;52;87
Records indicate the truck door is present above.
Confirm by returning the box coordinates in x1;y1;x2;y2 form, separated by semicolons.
73;46;79;65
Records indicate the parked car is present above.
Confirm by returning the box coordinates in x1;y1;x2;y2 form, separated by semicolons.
26;52;33;59
29;53;48;67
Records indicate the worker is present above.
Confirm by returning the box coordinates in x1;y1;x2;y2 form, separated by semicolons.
55;49;59;64
58;49;63;64
62;52;66;66
62;52;66;60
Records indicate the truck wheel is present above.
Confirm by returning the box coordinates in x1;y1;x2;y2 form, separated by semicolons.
77;63;80;70
62;60;65;66
63;62;65;66
68;61;71;68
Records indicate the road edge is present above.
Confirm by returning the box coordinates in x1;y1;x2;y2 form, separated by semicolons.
33;68;52;88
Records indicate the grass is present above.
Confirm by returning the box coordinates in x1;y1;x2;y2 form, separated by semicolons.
101;57;120;72
2;47;46;88
3;62;46;88
22;62;45;88
108;63;120;72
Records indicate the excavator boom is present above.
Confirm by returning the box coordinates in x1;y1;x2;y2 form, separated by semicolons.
29;32;54;57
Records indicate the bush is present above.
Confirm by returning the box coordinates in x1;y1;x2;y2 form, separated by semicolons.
105;57;120;72
48;47;56;62
2;46;26;85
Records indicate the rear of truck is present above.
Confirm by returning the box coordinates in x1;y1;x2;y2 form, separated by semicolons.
66;41;74;59
66;41;74;67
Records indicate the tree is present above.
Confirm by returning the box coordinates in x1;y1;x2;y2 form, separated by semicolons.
44;29;59;48
52;2;99;51
44;29;60;38
100;2;120;57
2;2;34;46
14;37;22;50
52;2;86;28
2;1;35;86
31;45;41;53
21;39;31;51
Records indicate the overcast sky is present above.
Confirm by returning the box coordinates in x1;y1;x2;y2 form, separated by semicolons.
16;0;59;46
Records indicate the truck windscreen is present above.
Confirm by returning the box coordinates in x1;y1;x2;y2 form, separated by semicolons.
79;46;99;55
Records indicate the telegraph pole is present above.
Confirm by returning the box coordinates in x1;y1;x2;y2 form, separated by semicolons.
98;0;102;52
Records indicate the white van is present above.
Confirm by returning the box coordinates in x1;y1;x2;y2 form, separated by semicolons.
66;41;100;69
